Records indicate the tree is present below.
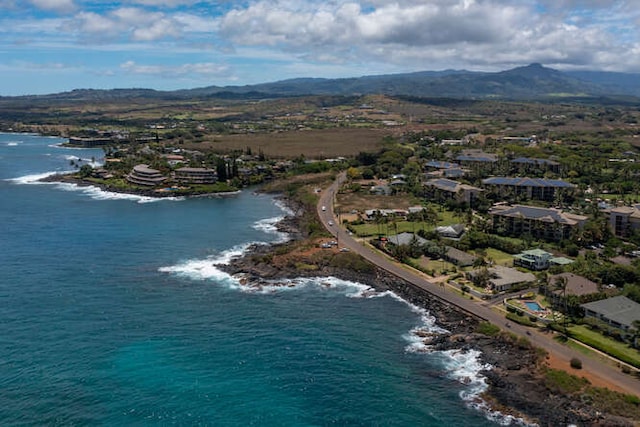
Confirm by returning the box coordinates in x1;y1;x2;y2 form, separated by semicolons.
78;164;93;178
216;157;227;181
555;275;569;339
632;320;640;348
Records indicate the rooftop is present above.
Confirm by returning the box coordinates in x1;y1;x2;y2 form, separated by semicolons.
581;295;640;329
489;204;587;225
511;157;560;166
425;178;482;193
550;273;599;296
425;160;460;169
483;177;575;188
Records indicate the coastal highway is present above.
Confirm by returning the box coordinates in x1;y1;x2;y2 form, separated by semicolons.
318;172;640;397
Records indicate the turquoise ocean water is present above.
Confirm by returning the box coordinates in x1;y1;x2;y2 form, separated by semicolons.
0;133;511;425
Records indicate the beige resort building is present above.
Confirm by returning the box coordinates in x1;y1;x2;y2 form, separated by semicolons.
126;164;166;186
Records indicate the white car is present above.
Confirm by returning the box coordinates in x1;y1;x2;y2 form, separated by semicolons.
321;206;326;211
328;220;334;226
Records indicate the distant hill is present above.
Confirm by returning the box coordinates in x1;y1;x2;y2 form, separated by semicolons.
181;63;639;100
3;64;640;101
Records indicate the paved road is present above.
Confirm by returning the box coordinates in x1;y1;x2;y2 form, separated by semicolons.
318;172;640;397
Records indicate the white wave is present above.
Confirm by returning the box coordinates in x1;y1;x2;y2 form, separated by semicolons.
273;198;295;216
48;143;94;150
61;154;103;168
252;216;290;242
63;154;98;162
4;141;21;146
57;183;184;204
6;171;66;184
7;172;183;203
443;348;491;397
440;349;535;426
403;312;449;353
161;255;530;424
158;243;259;287
159;257;239;286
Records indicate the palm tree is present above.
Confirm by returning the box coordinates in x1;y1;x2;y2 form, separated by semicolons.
632;320;640;349
555;275;569;339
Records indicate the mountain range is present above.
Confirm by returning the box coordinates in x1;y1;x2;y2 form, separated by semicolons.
7;63;640;101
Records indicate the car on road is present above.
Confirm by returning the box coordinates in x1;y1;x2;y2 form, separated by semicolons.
328;220;334;226
321;206;326;211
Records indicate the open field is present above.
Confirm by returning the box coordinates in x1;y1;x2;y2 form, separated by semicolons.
189;128;388;159
336;190;422;212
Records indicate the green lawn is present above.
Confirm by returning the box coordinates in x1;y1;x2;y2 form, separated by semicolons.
483;248;514;266
349;206;465;237
568;325;640;368
432;208;465;226
411;256;457;275
349;221;434;237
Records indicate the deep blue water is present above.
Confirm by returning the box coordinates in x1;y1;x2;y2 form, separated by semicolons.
0;133;502;425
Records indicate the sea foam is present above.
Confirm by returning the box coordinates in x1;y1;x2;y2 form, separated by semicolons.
252;216;290;243
159;260;531;424
7;172;183;203
158;243;259;288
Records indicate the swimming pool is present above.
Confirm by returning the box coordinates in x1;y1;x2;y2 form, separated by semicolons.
524;301;544;312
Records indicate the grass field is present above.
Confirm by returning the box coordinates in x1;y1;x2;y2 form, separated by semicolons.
483;248;515;266
568;325;640;368
349;220;434;237
192;128;388;158
336;191;422;212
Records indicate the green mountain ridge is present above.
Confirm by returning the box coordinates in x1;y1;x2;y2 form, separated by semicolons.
3;63;640;101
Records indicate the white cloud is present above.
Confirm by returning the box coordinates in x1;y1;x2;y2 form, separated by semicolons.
120;60;231;77
215;0;640;73
70;7;188;41
29;0;75;13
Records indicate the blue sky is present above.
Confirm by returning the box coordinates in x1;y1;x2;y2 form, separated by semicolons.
1;0;639;95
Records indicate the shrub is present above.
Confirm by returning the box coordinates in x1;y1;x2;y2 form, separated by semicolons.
570;357;583;369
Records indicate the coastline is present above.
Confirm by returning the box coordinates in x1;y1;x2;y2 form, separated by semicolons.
38;172;242;199
221;193;638;427
32;165;638;425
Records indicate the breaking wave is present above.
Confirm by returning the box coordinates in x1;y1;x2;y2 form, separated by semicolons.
6;172;183;204
252;216;289;243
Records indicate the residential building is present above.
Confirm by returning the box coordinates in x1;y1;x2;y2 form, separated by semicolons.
364;209;408;220
424;160;467;179
513;249;553;270
386;232;429;246
511;157;560;174
126;164;166;186
164;154;185;167
436;224;465;239
385;233;476;266
482;177;575;201
581;295;640;331
607;205;640;238
424;178;483;204
467;265;536;292
425;160;460;170
174;167;218;184
489;204;587;241
547;273;600;306
369;185;392;196
455;149;498;164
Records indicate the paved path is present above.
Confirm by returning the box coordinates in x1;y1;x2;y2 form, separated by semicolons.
318;172;640;397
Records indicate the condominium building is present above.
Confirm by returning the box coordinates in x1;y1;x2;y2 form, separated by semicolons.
126;164;166;186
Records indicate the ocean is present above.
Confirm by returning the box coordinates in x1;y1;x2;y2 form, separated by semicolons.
0;133;510;425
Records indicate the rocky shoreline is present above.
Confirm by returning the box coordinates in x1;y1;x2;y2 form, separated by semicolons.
39;173;241;198
37;172;636;425
220;196;636;427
